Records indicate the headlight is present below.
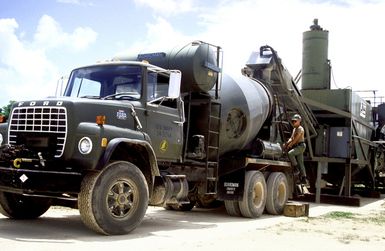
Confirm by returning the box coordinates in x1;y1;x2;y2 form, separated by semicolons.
78;137;92;154
0;133;3;145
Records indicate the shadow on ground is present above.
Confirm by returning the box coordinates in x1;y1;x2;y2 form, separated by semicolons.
0;205;280;243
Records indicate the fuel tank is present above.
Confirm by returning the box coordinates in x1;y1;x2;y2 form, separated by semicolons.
114;41;219;93
216;73;273;155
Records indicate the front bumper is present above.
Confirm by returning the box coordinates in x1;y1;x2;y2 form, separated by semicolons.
0;166;82;196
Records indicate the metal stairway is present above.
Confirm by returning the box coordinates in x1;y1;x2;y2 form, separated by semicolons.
254;45;318;141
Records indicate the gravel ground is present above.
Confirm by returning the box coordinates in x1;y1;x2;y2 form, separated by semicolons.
267;198;385;250
0;196;384;251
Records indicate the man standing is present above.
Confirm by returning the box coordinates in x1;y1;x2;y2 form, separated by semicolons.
284;114;307;184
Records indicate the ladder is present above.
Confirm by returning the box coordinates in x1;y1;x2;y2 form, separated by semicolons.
273;94;292;143
204;100;221;194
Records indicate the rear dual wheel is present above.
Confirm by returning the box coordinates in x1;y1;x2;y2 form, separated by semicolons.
164;201;196;211
266;172;288;215
224;200;241;216
224;171;288;217
224;171;267;218
239;171;267;218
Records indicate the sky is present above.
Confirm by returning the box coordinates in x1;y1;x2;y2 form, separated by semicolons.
1;0;385;108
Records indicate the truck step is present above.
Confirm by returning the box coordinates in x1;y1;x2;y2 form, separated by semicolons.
164;174;187;179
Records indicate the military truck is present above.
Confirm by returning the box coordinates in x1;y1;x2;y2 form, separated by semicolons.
0;40;302;235
0;21;384;235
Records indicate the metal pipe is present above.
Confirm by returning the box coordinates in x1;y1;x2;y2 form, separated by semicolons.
253;139;283;159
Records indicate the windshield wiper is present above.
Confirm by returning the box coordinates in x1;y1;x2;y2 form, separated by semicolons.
103;92;140;101
80;95;101;99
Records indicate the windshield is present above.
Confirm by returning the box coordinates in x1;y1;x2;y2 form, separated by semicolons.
64;64;142;100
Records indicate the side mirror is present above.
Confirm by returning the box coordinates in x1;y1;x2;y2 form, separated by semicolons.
168;71;181;99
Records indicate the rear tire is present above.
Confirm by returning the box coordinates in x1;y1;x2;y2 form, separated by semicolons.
164;200;196;211
239;171;267;218
196;194;223;209
224;200;241;216
266;172;288;215
78;161;149;235
0;192;51;219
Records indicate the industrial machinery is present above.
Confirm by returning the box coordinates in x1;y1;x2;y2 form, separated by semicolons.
299;20;385;204
0;20;383;235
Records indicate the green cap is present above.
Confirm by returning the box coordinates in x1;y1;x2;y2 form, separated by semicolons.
291;114;302;121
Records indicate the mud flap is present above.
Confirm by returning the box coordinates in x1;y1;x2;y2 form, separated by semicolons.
218;168;245;201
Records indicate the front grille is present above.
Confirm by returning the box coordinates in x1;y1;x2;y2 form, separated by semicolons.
8;106;67;157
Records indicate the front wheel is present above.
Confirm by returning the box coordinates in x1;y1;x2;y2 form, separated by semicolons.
78;161;149;235
0;192;51;219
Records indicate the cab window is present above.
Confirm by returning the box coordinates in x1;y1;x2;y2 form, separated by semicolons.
147;71;169;101
65;65;142;99
70;78;101;98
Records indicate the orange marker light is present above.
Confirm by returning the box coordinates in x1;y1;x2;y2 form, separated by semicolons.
96;115;106;125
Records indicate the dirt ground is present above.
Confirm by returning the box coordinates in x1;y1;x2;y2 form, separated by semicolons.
0;196;384;251
266;198;385;251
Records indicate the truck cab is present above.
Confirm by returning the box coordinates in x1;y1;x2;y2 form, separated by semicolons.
0;60;188;235
64;61;185;161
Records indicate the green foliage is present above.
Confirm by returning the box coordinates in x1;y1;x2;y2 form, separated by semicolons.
324;210;385;225
1;101;16;118
325;211;355;219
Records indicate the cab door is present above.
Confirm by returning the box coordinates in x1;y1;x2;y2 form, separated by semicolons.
144;71;184;161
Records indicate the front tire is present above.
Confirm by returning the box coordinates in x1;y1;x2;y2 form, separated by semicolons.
78;161;149;235
0;192;51;219
239;171;267;218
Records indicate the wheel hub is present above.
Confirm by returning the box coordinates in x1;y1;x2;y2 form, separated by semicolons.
107;180;135;218
117;194;128;204
253;183;263;207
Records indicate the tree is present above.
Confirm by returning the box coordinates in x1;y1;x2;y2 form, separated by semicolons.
1;100;16;119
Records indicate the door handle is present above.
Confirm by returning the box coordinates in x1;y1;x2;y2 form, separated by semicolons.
173;121;184;126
